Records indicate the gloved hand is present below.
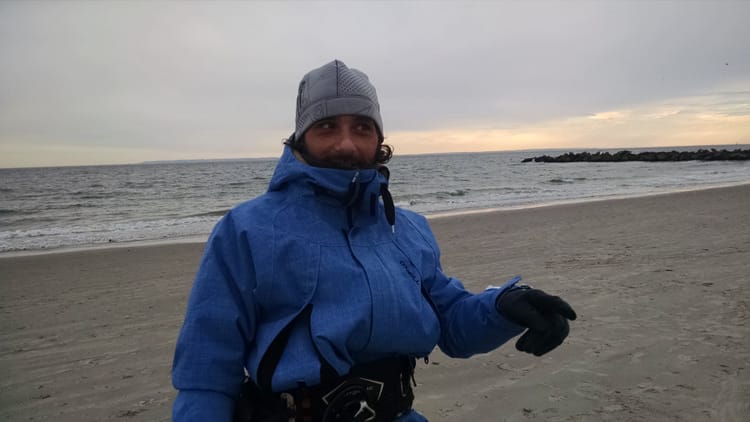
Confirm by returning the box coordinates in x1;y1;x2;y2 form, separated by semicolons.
495;286;577;356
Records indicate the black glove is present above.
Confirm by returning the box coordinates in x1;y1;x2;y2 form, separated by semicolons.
496;286;577;356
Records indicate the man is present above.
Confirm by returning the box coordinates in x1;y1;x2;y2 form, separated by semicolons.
172;60;576;421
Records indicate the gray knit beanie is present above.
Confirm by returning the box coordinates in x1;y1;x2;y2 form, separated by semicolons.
295;60;383;139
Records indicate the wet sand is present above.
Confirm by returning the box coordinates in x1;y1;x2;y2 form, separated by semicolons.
1;184;748;421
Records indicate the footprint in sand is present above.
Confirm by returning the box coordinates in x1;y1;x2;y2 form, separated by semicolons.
677;354;698;365
548;394;567;402
630;351;645;364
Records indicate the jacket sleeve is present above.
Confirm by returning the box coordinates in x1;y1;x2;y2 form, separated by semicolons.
172;211;258;421
406;214;525;358
429;264;525;358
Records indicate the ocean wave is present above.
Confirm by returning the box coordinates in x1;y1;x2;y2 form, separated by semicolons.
70;191;117;200
438;189;468;197
182;209;231;218
396;186;527;203
1;214;59;225
45;202;99;210
122;181;155;189
0;215;220;252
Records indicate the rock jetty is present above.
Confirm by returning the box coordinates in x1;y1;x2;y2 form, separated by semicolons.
522;148;750;163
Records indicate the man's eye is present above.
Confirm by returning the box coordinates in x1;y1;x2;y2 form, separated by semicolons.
356;123;374;132
315;121;335;130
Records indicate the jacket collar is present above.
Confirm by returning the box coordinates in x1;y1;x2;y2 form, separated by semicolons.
268;146;394;229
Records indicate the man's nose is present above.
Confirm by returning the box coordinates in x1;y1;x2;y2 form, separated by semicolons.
334;128;357;152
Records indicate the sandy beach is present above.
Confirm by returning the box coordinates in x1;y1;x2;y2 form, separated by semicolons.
1;184;748;421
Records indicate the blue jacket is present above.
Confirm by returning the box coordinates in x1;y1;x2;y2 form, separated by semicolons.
172;146;524;421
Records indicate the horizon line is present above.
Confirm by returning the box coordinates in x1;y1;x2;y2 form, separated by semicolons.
1;142;748;170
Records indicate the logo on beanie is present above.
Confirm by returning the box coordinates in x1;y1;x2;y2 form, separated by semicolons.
312;104;325;122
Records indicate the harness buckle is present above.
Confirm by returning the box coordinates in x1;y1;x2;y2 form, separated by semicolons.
321;377;383;422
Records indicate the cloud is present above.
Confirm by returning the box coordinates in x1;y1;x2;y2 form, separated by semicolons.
387;89;750;154
588;111;631;121
1;1;749;167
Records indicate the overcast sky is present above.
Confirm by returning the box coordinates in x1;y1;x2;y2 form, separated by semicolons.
1;1;748;168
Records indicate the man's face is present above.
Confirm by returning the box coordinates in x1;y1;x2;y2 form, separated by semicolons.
301;115;379;170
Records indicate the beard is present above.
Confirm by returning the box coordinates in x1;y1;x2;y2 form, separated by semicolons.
299;149;377;170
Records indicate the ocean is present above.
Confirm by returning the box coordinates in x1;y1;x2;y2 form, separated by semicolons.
1;145;748;254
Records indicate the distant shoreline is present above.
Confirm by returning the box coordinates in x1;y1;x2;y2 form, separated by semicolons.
523;148;750;163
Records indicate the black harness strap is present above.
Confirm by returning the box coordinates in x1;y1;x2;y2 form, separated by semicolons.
257;304;313;393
